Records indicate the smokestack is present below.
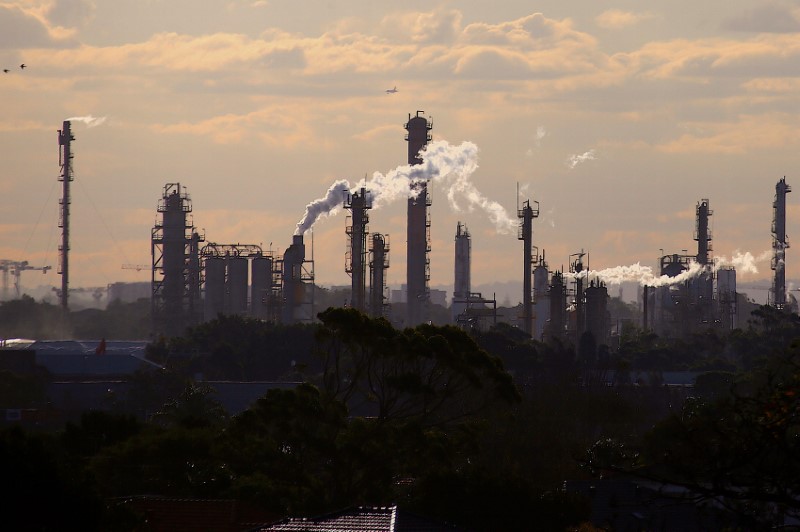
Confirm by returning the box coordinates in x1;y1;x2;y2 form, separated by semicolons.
406;111;432;326
282;234;308;324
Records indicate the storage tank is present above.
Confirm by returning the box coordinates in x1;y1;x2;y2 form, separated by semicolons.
251;255;273;319
227;256;248;316
204;257;225;321
717;267;737;331
584;281;609;346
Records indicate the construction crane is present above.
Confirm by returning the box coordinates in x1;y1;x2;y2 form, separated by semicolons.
0;260;52;300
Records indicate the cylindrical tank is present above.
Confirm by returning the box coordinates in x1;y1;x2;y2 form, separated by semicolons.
547;272;566;341
585;281;609;346
251;255;273;319
717;267;737;330
227;256;248;316
533;263;549;341
204;257;225;322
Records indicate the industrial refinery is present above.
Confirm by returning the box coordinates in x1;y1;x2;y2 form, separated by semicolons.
19;114;793;347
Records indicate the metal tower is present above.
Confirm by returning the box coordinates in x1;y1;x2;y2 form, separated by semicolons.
693;198;715;324
369;233;390;318
772;178;791;309
518;198;540;336
694;199;713;266
57;121;74;310
405;111;432;326
345;187;371;312
151;183;202;337
452;222;471;321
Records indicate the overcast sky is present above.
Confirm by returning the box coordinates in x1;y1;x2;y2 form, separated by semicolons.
1;0;799;300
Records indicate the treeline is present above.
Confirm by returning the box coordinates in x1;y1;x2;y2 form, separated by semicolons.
3;300;800;528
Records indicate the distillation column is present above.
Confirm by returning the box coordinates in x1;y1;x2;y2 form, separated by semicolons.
452;222;471;321
345;187;370;312
518;199;540;336
151;183;197;337
693;199;714;324
772;178;791;309
369;233;390;318
405;111;432;326
57;121;74;310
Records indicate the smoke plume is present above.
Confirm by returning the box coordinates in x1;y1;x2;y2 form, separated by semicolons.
566;247;773;289
566;149;596;169
294;180;350;235
713;250;772;274
569;261;705;287
295;140;517;235
66;115;107;128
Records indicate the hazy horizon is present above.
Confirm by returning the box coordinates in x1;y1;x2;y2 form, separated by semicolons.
2;1;798;296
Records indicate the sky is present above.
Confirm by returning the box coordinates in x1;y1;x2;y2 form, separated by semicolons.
1;0;800;303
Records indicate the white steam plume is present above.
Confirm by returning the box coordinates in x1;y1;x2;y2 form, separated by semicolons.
713;250;772;274
568;249;771;288
66;115;107;128
294;180;349;235
568;261;705;288
566;149;596;169
295;140;517;235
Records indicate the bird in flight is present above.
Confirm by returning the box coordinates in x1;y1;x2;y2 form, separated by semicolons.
385;86;398;94
3;69;8;73
19;64;26;69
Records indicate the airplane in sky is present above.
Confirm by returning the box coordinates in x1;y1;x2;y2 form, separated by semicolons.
385;86;398;94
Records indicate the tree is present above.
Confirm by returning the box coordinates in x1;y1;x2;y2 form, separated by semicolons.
583;341;800;527
315;307;519;426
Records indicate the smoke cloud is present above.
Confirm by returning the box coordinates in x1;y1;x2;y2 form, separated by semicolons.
566;149;596;169
66;115;107;128
295;140;517;235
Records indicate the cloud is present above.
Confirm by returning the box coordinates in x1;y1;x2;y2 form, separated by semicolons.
0;5;61;48
657;113;800;154
153;105;315;147
723;3;800;33
47;0;95;29
596;10;655;30
378;8;462;44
